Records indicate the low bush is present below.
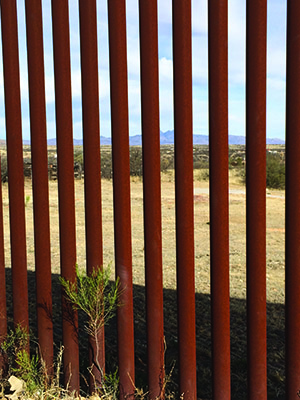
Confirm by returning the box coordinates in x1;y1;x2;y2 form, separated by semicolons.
100;151;113;180
1;155;7;183
237;153;285;189
129;147;143;178
266;153;285;189
193;158;209;170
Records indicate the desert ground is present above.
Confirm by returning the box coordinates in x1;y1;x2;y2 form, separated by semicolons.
1;146;286;399
1;166;285;303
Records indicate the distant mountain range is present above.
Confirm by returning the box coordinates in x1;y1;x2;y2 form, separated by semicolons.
29;130;285;146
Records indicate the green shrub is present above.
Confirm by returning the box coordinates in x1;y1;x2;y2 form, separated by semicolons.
266;153;285;189
73;148;83;169
237;153;285;189
0;325;29;380
129;147;143;177
100;151;113;180
60;265;120;391
160;156;173;172
1;155;8;183
200;169;210;181
0;325;49;396
193;158;209;170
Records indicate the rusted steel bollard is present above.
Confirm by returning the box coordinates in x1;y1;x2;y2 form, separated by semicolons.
25;0;53;372
246;1;267;398
139;0;165;398
208;0;231;398
51;0;79;391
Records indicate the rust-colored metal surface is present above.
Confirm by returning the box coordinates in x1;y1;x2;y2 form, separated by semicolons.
107;1;135;398
0;156;7;365
24;0;53;371
139;0;165;398
51;0;79;391
172;1;197;398
0;0;29;332
208;0;231;398
285;1;300;397
79;0;104;389
246;1;267;398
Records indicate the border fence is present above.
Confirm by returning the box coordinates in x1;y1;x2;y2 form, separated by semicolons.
0;0;297;399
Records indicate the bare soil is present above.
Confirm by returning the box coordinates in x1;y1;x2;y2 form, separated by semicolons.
1;167;286;399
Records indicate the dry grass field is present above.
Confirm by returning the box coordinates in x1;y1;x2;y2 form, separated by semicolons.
2;167;285;303
1;150;286;399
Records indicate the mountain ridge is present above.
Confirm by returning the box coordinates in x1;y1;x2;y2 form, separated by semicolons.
24;131;285;146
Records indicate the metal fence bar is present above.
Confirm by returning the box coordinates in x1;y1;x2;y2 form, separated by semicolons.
51;0;79;391
208;0;231;398
246;0;267;398
0;0;29;332
172;1;197;398
0;156;6;355
107;1;135;398
285;1;300;397
78;0;104;389
24;0;53;371
138;0;165;398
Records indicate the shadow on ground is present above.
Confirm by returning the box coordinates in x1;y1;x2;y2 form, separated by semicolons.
3;268;285;400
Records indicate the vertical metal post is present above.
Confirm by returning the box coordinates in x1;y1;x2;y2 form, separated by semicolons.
107;1;135;398
172;1;197;398
51;0;79;391
139;0;165;398
285;1;300;397
0;0;29;332
24;0;53;371
0;156;7;361
246;1;267;398
208;0;231;398
78;0;104;389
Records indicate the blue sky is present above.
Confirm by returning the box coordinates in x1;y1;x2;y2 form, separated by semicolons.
0;0;287;141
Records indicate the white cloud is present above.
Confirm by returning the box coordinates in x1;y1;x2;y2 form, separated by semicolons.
159;57;173;81
228;0;246;86
71;69;82;99
193;98;208;134
127;38;141;78
158;0;172;25
267;48;286;79
267;77;285;92
192;0;208;35
45;74;55;104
